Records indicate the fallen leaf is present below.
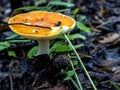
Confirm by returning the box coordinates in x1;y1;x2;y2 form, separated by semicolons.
98;33;120;44
98;59;119;67
111;74;120;83
112;66;120;75
96;60;120;72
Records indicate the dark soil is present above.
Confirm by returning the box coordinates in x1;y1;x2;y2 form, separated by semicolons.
0;0;120;90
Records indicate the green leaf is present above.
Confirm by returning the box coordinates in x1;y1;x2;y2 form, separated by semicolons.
64;76;71;81
56;9;70;13
110;81;120;90
67;70;74;77
27;46;38;59
57;35;65;39
72;8;79;16
50;42;84;53
72;61;78;66
8;40;31;43
6;34;31;43
8;51;16;57
58;34;86;40
74;44;84;49
64;70;74;81
48;1;74;7
80;15;87;22
15;6;39;11
0;41;10;51
68;34;86;40
77;22;91;34
35;0;47;6
6;34;18;39
50;42;71;52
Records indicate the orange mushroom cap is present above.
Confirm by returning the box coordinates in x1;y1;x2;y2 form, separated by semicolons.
8;11;76;40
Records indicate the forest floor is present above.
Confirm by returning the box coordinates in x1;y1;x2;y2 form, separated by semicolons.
0;0;120;90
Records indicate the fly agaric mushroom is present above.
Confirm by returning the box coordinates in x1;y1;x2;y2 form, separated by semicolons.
8;11;76;55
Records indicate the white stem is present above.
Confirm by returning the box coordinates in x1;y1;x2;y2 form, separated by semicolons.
37;40;49;55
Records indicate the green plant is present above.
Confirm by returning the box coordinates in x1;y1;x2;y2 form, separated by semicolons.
77;22;91;34
8;0;97;89
67;54;83;90
27;33;85;59
0;41;10;51
27;46;38;59
72;8;79;16
15;0;74;12
8;51;16;57
110;81;120;90
64;34;97;90
0;33;32;58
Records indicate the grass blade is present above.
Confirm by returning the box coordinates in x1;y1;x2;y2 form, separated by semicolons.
64;34;97;90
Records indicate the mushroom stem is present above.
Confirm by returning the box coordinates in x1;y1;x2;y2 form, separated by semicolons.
37;40;49;55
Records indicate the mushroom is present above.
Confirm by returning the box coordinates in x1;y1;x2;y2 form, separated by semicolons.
8;11;76;55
